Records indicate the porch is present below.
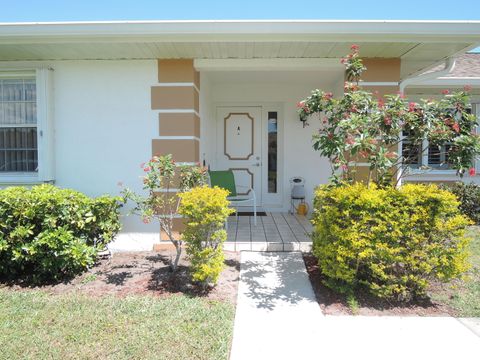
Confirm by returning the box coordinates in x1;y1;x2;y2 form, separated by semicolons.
224;212;312;252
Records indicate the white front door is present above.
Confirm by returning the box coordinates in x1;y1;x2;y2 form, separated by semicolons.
216;106;262;206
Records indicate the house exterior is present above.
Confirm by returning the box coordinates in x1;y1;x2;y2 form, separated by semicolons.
0;20;480;250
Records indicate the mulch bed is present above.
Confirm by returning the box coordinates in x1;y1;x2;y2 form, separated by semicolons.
2;250;240;304
303;253;456;316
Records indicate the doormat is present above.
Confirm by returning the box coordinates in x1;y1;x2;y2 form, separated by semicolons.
230;211;267;217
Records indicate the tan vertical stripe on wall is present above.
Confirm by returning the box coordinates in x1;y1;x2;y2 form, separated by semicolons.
151;59;201;243
348;58;401;183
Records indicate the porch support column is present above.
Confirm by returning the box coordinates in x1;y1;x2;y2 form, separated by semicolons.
150;59;200;244
348;58;401;183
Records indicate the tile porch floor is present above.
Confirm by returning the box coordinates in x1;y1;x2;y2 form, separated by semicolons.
224;212;313;252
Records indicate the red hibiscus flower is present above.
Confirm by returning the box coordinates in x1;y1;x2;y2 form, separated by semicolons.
469;167;476;176
441;89;450;95
346;136;355;145
385;151;397;159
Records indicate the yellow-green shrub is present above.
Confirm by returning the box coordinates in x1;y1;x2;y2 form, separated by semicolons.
178;186;234;285
311;183;471;300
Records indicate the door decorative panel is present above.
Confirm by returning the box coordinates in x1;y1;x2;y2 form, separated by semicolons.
224;113;254;160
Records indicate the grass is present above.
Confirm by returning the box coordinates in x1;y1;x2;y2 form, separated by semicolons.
430;226;480;317
0;290;235;360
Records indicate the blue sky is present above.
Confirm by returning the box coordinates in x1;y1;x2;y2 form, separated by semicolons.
0;0;479;22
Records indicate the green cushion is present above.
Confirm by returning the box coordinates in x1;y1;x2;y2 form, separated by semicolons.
208;170;237;197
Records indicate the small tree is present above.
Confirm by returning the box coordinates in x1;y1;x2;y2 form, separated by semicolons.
297;45;480;186
122;155;208;271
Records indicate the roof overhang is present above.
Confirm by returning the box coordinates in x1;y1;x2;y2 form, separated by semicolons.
0;20;479;79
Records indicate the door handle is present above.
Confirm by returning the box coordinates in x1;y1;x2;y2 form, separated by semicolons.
252;162;261;167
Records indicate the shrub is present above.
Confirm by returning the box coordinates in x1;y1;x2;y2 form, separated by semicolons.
121;154;208;272
178;186;234;285
0;184;122;282
440;182;480;224
311;183;471;300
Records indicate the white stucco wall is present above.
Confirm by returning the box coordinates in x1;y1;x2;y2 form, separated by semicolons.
52;60;160;250
205;71;344;212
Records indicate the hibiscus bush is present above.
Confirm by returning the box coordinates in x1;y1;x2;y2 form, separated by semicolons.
121;154;208;271
298;45;480;186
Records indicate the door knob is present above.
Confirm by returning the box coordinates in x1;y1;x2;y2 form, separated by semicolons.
252;162;261;167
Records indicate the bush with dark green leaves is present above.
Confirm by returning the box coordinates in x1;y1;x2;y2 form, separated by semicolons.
440;182;480;224
0;185;122;282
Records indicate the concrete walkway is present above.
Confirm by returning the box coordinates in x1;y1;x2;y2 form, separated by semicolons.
230;251;480;360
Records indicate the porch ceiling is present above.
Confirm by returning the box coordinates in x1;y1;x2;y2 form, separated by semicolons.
0;20;479;79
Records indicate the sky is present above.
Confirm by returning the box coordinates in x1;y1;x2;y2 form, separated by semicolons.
0;0;479;22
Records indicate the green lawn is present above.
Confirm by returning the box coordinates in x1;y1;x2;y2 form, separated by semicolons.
430;226;480;317
0;290;235;360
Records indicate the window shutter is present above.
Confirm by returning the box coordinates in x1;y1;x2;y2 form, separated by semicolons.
36;67;55;182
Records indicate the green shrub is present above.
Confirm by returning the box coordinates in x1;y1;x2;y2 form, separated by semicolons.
0;184;122;282
178;186;234;286
311;183;471;300
440;182;480;224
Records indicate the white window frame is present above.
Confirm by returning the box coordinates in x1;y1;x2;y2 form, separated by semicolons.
0;67;54;185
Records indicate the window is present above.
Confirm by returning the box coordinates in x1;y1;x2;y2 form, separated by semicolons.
0;78;38;172
267;111;278;193
0;68;54;183
401;106;475;171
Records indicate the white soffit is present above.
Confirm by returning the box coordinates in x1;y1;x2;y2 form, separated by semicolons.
0;20;479;78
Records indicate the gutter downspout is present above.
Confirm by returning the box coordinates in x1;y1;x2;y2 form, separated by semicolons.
399;57;456;94
397;57;456;187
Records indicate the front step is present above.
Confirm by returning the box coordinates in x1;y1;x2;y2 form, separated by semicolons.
152;241;312;252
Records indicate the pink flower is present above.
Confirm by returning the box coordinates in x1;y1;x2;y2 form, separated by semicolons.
408;102;416;112
384;117;392;126
469;167;476;176
296;101;305;108
346;136;355;145
142;217;150;224
351;44;360;52
441;89;450;95
452;123;460;133
324;92;333;100
464;85;472;92
397;91;406;99
340;58;346;64
385;152;397;159
144;166;151;172
341;164;348;171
